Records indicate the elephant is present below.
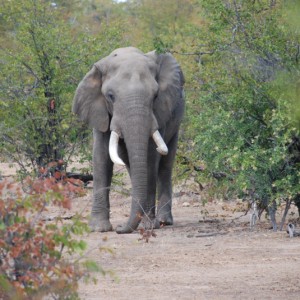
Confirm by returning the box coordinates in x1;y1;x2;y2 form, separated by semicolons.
73;47;184;234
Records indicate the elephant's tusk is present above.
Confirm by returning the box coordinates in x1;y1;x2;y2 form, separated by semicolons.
152;130;168;155
109;131;126;166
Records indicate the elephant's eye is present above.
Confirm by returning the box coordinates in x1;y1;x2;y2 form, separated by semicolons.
106;91;115;103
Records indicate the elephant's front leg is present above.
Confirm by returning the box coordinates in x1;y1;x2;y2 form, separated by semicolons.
139;141;160;229
90;129;113;232
156;133;178;226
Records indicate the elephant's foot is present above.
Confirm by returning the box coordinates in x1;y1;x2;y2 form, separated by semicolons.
89;213;113;232
157;211;173;226
115;223;135;234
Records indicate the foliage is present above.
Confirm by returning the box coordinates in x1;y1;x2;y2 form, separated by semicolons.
124;0;199;49
0;0;123;175
191;0;300;222
0;171;104;299
1;0;300;228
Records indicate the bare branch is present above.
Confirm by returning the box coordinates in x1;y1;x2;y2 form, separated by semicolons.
172;50;214;56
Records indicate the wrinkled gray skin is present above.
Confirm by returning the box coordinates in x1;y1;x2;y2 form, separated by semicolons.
73;47;184;234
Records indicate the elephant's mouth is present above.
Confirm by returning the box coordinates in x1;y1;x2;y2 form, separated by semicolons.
109;130;168;166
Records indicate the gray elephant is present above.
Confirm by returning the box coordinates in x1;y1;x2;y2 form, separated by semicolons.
73;47;184;234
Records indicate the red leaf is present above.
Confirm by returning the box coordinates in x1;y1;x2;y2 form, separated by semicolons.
54;171;61;180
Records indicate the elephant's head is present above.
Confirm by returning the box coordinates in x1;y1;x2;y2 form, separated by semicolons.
73;47;184;233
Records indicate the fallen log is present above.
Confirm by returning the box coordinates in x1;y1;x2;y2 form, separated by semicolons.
66;172;93;184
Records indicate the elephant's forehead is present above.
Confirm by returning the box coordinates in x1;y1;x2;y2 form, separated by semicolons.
110;46;143;56
110;52;148;67
106;55;156;79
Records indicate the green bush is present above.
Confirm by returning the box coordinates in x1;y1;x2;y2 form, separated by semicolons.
191;0;300;227
0;0;123;175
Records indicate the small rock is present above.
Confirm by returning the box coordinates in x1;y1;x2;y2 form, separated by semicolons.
182;202;190;207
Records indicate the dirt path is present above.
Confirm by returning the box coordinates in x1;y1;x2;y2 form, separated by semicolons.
74;191;300;300
2;164;300;299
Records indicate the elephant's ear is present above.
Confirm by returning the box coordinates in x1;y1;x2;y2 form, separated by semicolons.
72;64;109;132
147;51;184;128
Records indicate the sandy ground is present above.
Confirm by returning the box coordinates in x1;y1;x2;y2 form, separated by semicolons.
1;163;300;299
75;194;300;300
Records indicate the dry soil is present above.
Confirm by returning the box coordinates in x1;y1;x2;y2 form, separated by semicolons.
1;163;300;300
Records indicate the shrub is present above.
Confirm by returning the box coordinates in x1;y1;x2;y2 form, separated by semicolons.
0;0;123;175
0;172;100;299
191;0;300;228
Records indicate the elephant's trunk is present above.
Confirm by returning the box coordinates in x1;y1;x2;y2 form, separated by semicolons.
112;102;165;233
